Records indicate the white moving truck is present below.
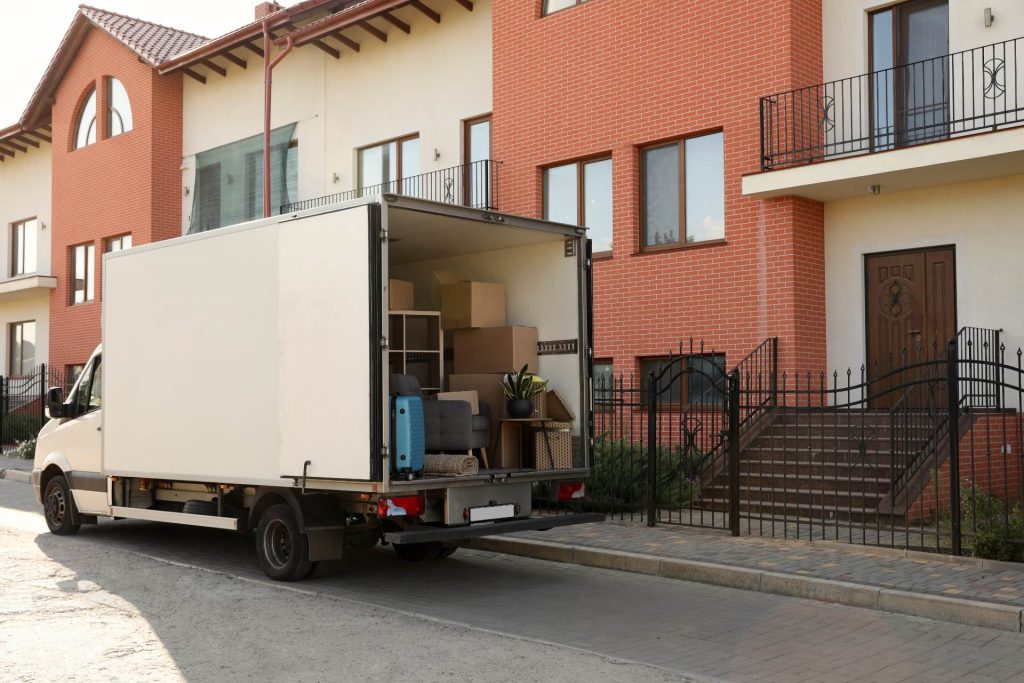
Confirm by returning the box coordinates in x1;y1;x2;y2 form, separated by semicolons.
32;196;601;581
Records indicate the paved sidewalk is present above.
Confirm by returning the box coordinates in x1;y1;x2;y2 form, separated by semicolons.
470;519;1024;632
0;455;31;472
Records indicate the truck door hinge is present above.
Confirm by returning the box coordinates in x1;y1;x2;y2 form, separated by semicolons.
380;445;389;457
380;229;388;242
380;337;389;350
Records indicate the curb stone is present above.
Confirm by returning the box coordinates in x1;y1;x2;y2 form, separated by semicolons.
0;469;31;484
467;536;1024;633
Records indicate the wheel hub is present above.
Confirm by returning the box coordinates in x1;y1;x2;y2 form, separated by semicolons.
46;488;66;526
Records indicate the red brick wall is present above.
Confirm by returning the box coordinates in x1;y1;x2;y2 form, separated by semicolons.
492;0;825;375
49;28;182;372
909;413;1024;522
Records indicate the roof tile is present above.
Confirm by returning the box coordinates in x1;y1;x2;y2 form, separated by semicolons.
79;5;210;65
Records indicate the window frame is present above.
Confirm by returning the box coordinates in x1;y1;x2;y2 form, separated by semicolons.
639;130;726;254
66;364;85;387
542;154;613;257
105;233;132;253
8;320;36;377
542;0;589;17
10;217;37;277
72;355;102;418
357;133;421;195
73;85;98;150
592;359;615;407
639;354;727;407
106;77;133;138
70;242;96;305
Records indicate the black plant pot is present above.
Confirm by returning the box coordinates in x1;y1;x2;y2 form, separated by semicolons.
507;399;534;419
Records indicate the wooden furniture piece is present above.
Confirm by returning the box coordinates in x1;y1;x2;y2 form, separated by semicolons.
388;311;442;393
498;417;556;470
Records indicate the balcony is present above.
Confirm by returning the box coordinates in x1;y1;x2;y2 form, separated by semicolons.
745;37;1024;201
283;160;501;214
0;274;56;302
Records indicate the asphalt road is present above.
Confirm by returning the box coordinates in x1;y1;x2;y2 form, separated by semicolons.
3;479;1024;682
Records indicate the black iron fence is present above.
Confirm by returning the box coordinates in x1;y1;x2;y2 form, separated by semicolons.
760;36;1024;170
0;365;74;448
552;333;1022;561
282;159;501;213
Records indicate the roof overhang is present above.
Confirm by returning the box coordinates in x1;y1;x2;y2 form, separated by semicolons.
282;0;473;50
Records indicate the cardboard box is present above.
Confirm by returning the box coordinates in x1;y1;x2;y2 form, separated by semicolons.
389;279;415;310
439;279;505;329
453;326;538;375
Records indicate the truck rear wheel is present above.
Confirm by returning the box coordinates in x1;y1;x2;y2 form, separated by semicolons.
256;504;313;581
43;476;81;536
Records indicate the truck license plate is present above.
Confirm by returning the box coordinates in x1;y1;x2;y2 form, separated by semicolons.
469;504;516;523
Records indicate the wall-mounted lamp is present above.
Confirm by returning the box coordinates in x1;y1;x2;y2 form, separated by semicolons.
433;148;441;161
984;7;994;27
39;221;47;230
184;186;190;197
332;172;340;184
869;184;881;195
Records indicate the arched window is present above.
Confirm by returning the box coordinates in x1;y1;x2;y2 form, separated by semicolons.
107;78;132;137
74;87;97;149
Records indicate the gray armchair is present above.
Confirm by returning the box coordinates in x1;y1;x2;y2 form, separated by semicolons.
390;374;491;462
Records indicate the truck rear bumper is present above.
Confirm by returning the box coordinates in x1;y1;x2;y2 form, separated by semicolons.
383;512;604;544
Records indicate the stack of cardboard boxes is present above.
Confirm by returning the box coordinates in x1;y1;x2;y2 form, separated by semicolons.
442;277;543;468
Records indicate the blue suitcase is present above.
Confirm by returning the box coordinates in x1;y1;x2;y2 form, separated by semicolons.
391;395;425;479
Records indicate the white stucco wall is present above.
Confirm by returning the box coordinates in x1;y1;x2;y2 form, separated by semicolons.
180;0;492;233
823;0;1024;82
825;173;1024;374
0;143;52;373
0;144;52;278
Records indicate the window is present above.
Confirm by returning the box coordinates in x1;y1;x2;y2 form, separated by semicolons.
8;321;36;377
544;0;587;15
543;157;613;254
73;355;102;417
74;87;98;149
642;131;724;248
593;360;614;403
106;234;132;252
107;78;133;137
358;135;421;197
67;364;85;387
190;124;298;233
869;0;949;148
464;115;492;208
11;218;38;277
640;355;726;405
70;242;96;304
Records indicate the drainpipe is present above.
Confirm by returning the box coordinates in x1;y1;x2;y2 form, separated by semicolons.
263;20;294;218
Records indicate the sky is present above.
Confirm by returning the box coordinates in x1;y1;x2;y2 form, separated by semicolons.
0;1;258;124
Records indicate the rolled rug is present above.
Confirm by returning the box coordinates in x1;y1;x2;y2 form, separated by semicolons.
423;453;480;476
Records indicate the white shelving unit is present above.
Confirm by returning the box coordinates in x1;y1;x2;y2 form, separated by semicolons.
388;310;443;392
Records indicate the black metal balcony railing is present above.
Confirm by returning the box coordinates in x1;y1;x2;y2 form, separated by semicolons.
760;36;1023;170
282;159;501;213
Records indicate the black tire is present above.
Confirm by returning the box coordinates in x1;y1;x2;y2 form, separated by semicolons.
437;545;458;559
393;541;442;562
256;504;312;581
43;476;81;536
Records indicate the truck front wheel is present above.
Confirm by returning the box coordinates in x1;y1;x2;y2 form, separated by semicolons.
43;476;81;536
256;504;314;581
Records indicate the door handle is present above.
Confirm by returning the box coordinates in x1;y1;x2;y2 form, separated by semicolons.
907;330;921;335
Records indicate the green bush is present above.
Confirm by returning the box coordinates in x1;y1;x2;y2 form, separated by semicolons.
961;484;1024;563
538;435;710;513
1;413;43;445
9;437;36;460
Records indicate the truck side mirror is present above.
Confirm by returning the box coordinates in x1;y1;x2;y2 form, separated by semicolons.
46;387;65;419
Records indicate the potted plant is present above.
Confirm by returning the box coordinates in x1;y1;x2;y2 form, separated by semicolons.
501;365;547;419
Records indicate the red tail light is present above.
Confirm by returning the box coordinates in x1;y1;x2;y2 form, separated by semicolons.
378;495;425;517
558;481;585;501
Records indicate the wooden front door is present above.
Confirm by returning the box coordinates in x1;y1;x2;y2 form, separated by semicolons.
865;246;956;406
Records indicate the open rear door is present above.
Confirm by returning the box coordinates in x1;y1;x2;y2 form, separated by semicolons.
277;204;384;482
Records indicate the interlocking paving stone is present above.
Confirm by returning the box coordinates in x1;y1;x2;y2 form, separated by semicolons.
509;519;1024;607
